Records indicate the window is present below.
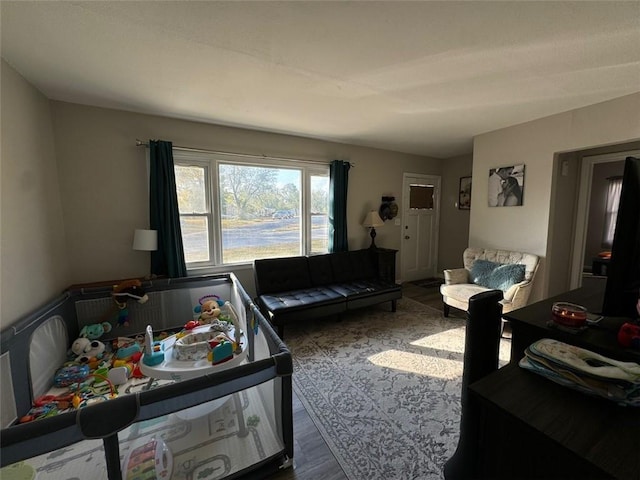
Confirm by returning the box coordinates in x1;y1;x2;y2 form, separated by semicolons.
174;150;330;267
602;176;623;249
409;184;434;209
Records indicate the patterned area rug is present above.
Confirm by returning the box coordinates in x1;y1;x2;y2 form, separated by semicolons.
286;298;510;480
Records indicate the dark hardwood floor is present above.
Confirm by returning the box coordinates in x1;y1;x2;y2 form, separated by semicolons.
267;281;447;479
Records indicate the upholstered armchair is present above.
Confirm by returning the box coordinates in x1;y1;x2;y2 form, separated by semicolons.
440;247;539;317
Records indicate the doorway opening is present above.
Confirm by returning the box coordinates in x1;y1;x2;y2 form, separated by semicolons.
570;150;638;290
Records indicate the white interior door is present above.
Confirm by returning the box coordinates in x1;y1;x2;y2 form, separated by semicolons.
401;173;441;282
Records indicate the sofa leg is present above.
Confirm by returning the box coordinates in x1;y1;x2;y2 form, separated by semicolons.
443;303;450;317
391;299;397;312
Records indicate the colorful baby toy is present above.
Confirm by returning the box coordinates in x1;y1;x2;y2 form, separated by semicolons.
142;325;165;366
194;294;224;324
112;279;149;326
70;338;106;364
79;321;112;340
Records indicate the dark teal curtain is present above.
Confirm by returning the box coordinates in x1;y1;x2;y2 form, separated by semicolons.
329;160;350;252
149;140;187;277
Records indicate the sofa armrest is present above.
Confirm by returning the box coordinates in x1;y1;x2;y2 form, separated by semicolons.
444;268;469;285
503;279;534;309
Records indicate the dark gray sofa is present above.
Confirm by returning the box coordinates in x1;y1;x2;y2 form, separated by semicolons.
254;248;402;337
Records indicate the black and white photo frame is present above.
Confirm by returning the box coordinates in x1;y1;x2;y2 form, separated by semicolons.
459;176;471;210
488;164;525;207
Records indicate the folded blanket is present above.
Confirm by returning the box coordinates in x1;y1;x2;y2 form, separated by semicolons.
519;338;640;407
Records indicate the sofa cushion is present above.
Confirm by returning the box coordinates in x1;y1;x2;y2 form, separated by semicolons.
329;279;400;299
441;283;491;302
471;259;525;291
329;251;355;282
258;287;344;314
308;254;334;286
254;256;311;295
348;249;377;280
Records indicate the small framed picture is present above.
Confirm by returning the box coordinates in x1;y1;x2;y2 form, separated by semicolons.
488;164;525;207
459;176;472;210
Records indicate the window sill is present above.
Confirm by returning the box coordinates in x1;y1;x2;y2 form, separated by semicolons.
186;262;254;277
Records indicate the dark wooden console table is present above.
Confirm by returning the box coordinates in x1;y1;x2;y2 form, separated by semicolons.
375;247;397;283
466;285;640;479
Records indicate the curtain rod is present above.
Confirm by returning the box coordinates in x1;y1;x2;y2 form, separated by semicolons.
135;139;354;167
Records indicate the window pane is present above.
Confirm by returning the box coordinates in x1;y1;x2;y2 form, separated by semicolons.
175;165;207;213
310;174;329;254
602;177;623;248
180;216;210;263
409;184;434;209
219;164;301;263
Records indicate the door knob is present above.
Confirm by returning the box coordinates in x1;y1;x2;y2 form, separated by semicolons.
404;235;410;240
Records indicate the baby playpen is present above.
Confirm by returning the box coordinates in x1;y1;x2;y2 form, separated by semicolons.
0;274;293;480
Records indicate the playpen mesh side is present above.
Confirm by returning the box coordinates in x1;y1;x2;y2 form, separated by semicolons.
74;292;165;334
29;315;68;400
74;287;235;336
1;352;17;427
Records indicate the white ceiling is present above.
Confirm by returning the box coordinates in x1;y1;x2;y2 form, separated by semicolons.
2;1;639;158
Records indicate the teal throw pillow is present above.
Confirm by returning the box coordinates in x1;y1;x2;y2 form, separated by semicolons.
471;259;526;291
488;263;526;291
470;259;499;287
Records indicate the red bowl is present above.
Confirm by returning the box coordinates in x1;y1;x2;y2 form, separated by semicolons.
551;302;588;327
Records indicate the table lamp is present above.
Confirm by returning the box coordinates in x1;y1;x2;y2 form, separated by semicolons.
133;229;158;251
133;229;158;279
362;210;384;248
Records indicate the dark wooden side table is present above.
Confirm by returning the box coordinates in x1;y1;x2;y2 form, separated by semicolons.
470;364;640;479
374;247;397;283
464;284;640;479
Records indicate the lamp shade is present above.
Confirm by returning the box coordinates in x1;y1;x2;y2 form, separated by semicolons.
362;210;384;228
132;229;158;251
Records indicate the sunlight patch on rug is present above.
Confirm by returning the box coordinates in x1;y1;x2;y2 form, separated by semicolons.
410;327;466;354
367;349;462;379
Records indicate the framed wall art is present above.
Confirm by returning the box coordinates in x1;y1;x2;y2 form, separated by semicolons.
488;164;525;207
459;176;472;210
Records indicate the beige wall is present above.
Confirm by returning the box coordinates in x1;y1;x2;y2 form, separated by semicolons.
1;60;69;329
472;93;640;303
437;153;472;272
50;101;440;292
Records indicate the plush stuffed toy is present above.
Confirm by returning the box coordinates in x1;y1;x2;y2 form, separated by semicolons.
71;337;106;363
79;321;112;340
112;279;149;305
194;295;224;324
111;279;149;327
199;300;221;324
